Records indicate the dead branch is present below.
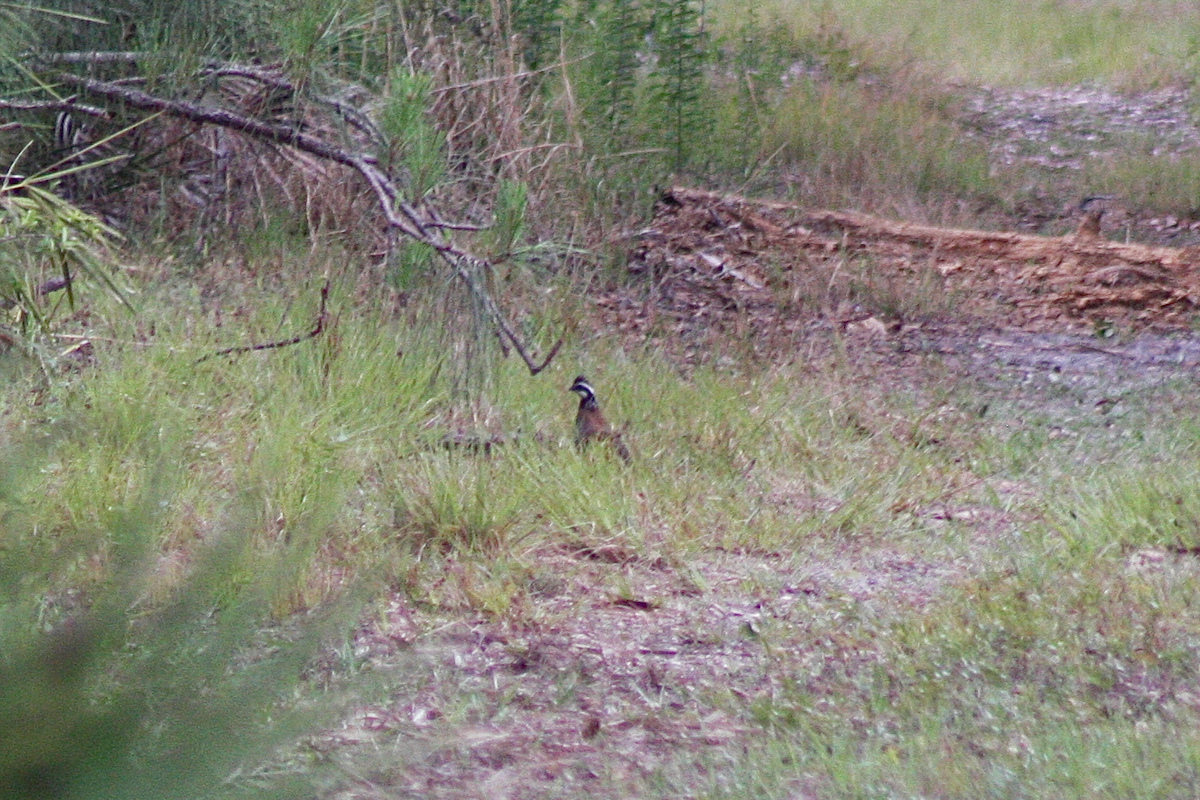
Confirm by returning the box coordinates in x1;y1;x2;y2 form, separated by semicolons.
195;280;329;364
52;72;368;167
37;276;71;296
50;66;561;376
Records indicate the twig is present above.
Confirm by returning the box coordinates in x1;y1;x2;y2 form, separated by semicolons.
195;280;329;364
37;276;71;296
526;336;563;375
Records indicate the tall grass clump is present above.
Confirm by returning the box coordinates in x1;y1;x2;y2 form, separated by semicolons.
1082;146;1200;219
394;453;532;555
748;78;992;207
1054;454;1200;558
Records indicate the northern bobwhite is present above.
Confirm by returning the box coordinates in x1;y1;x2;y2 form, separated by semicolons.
569;375;631;462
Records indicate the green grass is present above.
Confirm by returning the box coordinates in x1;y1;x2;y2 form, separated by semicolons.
717;77;994;207
705;383;1200;798
3;255;1014;596
702;524;1200;797
1083;146;1200;217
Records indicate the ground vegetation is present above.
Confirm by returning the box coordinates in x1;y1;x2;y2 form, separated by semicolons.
5;0;1200;797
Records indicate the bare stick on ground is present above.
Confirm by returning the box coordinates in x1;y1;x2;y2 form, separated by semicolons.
195;280;330;364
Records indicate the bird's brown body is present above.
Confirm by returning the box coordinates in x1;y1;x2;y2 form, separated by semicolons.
569;375;631;462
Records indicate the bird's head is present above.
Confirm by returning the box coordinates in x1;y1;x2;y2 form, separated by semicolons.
568;375;595;401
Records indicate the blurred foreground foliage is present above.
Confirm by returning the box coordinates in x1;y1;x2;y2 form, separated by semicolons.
0;449;369;800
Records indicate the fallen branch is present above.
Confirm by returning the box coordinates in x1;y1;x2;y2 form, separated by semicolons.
666;185;1200;271
195;280;329;364
50;65;562;376
803;208;1199;270
37;275;71;297
52;72;366;167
